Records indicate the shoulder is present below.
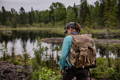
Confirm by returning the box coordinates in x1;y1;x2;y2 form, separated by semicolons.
63;35;73;43
64;35;73;41
62;35;73;47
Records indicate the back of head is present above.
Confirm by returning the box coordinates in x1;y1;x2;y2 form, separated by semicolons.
64;22;81;33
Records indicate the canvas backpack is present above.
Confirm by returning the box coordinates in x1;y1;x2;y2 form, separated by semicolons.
69;34;96;68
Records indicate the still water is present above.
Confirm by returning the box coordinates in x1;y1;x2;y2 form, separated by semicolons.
0;38;62;61
0;30;117;59
0;38;116;59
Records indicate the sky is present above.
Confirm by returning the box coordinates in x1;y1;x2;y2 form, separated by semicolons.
0;0;97;12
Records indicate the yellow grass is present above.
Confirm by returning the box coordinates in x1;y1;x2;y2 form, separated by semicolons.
0;27;64;35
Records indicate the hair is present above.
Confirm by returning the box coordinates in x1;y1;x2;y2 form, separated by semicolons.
74;22;81;33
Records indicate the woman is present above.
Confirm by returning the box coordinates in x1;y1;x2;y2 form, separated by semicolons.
59;22;90;80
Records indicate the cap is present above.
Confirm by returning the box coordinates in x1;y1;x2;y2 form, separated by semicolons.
64;22;76;33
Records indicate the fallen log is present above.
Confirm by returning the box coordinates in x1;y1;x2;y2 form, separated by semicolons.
41;38;120;45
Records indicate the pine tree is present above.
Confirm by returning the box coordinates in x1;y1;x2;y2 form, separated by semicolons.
73;3;78;22
11;8;17;27
98;0;105;28
79;0;90;27
28;8;34;25
49;2;66;25
19;7;28;25
117;0;120;27
66;6;76;22
104;0;117;28
0;11;2;25
1;6;7;25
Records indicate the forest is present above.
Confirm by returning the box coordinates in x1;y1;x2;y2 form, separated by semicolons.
0;0;120;29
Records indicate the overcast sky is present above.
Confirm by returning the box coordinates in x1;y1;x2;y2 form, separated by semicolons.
0;0;97;12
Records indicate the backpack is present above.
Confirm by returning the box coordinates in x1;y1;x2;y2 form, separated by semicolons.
69;34;96;68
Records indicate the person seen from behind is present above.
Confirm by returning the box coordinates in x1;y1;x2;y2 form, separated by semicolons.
59;22;96;80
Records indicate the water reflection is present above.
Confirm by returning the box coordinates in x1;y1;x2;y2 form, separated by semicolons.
0;39;37;57
0;38;61;60
0;38;117;59
0;30;119;59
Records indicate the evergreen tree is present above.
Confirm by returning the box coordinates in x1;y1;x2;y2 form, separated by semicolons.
117;0;120;27
0;1;119;28
66;6;76;22
49;3;55;25
73;3;78;22
104;0;117;28
79;0;90;27
98;0;105;28
10;8;17;27
1;6;7;25
0;11;2;25
39;10;50;24
28;8;34;25
92;1;101;28
19;7;28;25
49;2;66;25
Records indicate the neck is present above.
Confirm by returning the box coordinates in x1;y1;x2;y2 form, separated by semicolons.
71;32;79;35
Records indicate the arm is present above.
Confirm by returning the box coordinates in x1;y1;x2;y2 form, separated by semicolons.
59;36;72;70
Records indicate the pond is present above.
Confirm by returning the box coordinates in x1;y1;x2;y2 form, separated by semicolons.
0;30;119;60
0;30;63;60
0;39;62;60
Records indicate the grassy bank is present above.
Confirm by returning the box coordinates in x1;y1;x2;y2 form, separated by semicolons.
0;27;64;36
1;26;120;39
1;27;120;34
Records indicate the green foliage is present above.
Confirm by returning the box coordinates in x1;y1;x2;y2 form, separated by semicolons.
91;58;120;79
32;67;61;80
79;0;91;26
28;8;34;25
0;1;120;28
19;7;28;25
39;67;61;80
1;6;7;25
49;2;66;25
116;0;120;27
1;40;120;80
66;6;76;22
104;0;118;28
97;43;120;58
32;44;45;70
98;0;105;27
31;43;61;80
39;10;50;24
23;53;30;65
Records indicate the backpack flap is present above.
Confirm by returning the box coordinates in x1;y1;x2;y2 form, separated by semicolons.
69;34;96;68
